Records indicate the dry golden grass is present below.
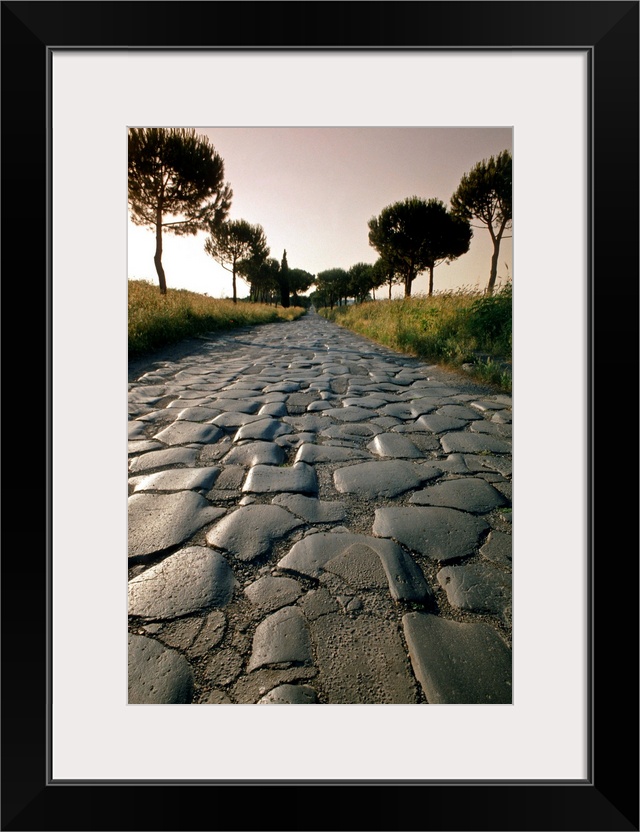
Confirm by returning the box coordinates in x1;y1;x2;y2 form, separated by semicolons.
129;279;305;357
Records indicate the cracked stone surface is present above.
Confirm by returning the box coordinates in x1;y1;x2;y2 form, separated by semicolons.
403;613;512;704
206;505;303;562
409;476;509;513
128;634;194;704
128;310;511;703
373;506;489;562
128;492;226;560
128;546;236;619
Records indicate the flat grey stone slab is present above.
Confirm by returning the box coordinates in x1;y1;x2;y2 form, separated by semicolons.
307;401;334;412
470;399;508;412
259;402;288;417
437;563;511;620
211;412;266;429
378;402;430;420
295;444;371;464
221;441;285;467
206;505;303;562
272;494;346;524
128;634;194;704
440;432;512;455
175;406;222;422
128;422;148;440
214;399;262;414
132;466;221;493
323;543;388;590
321;406;379;422
278;532;432;602
436;405;483;420
243;462;318;495
128;492;225;560
311;613;418;703
234;418;290;442
367;433;424;459
410;477;508;513
373;506;488;563
320;423;381;439
402;613;512;703
342;395;390;409
153;422;223;445
333;460;423;499
245;575;303;613
247;606;313;671
412;414;467;433
480;530;513;566
128;440;164;455
258;684;318;704
128;546;236;619
470;420;512;437
128;447;199;475
284;414;332;433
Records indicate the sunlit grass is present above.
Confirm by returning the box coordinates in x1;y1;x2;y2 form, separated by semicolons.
319;283;512;392
129;279;305;358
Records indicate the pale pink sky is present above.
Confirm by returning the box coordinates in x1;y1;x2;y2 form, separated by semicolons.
127;127;513;298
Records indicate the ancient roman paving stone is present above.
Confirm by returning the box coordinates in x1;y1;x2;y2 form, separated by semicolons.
220;441;285;467
242;462;318;495
244;575;303;613
128;634;194;704
470;399;508;412
409;477;509;513
153;422;223;446
127;312;513;704
128;493;225;560
257;684;319;704
128;447;199;475
470;420;512;437
128;546;236;619
233;418;291;442
412;413;467;433
321;405;380;422
128;440;164;455
440;432;512;455
128;422;148;440
436;405;483;420
259;402;288;417
132;466;221;493
174;406;222;422
373;506;489;563
333;460;424;499
206;505;303;562
437;562;511;621
211;411;266;429
310;614;418;704
272;494;346;524
320;423;381;439
294;444;371;464
278;532;432;603
366;433;425;459
247;606;313;671
323;543;388;591
480;530;513;566
402;613;512;704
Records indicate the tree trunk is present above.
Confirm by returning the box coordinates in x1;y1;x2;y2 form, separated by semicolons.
428;266;434;297
487;240;501;296
154;206;167;295
388;282;392;300
232;266;237;304
405;273;412;297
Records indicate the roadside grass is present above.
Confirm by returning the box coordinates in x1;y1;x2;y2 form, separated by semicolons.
129;279;306;358
319;283;512;392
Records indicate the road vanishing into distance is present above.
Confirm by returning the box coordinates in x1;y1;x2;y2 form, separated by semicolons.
128;309;512;705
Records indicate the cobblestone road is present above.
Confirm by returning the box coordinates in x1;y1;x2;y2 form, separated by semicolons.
128;310;512;704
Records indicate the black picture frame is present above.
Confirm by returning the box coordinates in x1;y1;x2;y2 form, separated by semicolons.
2;2;638;830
